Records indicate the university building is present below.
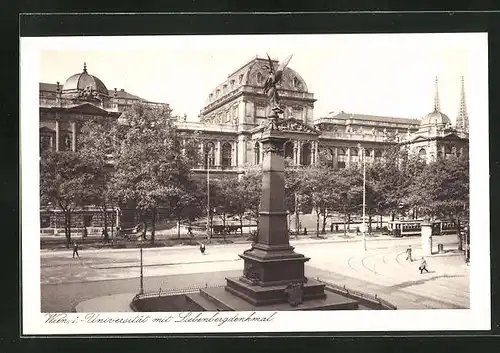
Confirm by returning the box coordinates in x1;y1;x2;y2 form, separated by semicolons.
39;57;469;232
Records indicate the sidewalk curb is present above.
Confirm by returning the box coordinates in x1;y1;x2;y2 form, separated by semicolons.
40;235;400;256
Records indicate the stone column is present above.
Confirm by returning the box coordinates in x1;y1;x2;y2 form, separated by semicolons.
199;142;204;167
233;142;237;167
215;140;221;166
346;147;351;168
71;121;77;152
334;147;338;168
260;142;264;165
297;140;302;165
55;120;60;152
314;141;319;165
421;220;433;255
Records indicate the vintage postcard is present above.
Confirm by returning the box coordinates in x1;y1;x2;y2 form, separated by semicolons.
21;33;490;335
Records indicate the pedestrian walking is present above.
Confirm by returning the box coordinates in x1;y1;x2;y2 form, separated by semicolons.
330;223;334;232
406;245;413;262
188;226;193;237
419;257;429;274
304;227;307;236
72;241;80;258
199;243;206;255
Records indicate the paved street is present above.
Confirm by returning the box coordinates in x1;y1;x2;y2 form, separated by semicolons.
41;234;469;312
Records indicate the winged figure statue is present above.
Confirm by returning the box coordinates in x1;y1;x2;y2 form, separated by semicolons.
262;53;293;111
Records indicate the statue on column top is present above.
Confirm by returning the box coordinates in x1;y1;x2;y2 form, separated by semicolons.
262;53;293;115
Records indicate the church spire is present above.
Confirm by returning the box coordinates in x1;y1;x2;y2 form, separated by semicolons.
456;76;469;133
83;62;87;73
434;76;440;112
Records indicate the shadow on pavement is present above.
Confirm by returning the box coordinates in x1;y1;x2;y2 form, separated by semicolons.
384;274;466;291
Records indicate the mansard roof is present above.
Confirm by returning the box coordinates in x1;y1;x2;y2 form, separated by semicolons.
326;111;420;125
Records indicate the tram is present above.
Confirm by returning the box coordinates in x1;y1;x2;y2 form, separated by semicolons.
388;220;457;237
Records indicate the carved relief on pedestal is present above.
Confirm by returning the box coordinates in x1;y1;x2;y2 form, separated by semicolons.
285;282;304;307
243;262;260;285
262;143;283;156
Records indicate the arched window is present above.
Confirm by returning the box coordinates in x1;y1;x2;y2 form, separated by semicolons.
338;148;346;168
284;141;294;161
419;148;427;157
254;142;260;165
221;142;232;168
204;142;215;168
349;147;359;166
301;143;312;166
374;150;382;163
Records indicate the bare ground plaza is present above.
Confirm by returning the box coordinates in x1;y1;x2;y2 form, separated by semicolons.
41;233;468;312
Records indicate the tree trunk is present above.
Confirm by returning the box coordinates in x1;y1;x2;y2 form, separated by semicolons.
103;203;108;234
240;217;243;237
343;210;347;236
150;208;156;244
321;209;327;234
222;214;226;241
368;215;372;234
177;216;181;239
64;210;71;248
456;217;463;251
316;208;320;237
347;213;351;231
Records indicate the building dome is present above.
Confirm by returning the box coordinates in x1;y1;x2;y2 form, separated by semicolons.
62;63;109;96
421;109;451;126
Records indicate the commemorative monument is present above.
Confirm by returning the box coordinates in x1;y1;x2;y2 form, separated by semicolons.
186;54;359;310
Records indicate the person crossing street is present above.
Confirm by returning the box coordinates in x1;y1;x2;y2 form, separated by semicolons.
419;257;429;274
72;241;80;259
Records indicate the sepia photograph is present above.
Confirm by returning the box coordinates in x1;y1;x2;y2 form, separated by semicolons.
21;33;489;334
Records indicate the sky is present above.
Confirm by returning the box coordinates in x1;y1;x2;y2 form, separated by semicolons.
35;33;487;124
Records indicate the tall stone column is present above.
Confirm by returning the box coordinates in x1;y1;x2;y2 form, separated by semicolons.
71;121;77;152
346;147;351;168
334;147;338;168
55;120;60;152
225;127;326;306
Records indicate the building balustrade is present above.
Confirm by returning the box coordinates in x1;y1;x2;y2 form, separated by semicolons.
40;97;119;111
175;121;238;133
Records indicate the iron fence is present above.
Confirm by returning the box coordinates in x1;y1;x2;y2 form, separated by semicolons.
132;283;225;302
316;277;397;310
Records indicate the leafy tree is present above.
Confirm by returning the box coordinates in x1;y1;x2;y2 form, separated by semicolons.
407;155;469;249
112;103;200;244
40;151;100;247
299;165;339;236
238;164;262;229
335;166;363;235
168;180;203;239
77;118;119;236
284;158;302;234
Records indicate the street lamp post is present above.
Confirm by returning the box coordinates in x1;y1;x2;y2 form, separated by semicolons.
206;147;214;241
139;238;144;295
358;144;367;251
